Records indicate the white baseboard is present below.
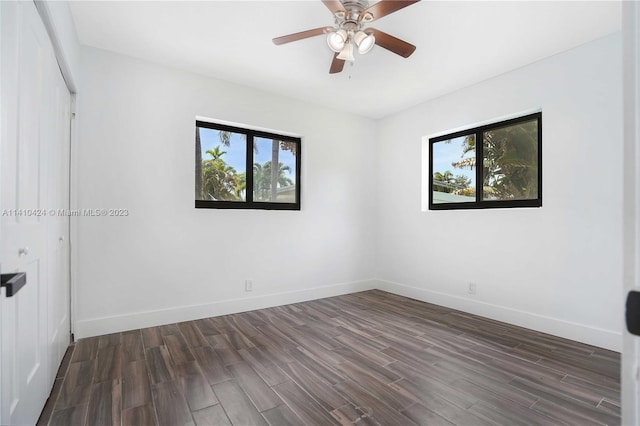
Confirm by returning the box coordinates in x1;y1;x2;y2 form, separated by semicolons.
374;279;621;352
74;279;377;339
74;278;621;352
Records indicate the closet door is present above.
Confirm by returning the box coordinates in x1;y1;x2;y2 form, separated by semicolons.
0;1;71;423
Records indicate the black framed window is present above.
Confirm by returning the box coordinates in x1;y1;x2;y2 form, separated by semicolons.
195;120;301;210
429;112;542;210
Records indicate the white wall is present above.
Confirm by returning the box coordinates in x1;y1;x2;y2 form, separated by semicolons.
75;33;624;351
375;34;623;351
75;47;377;337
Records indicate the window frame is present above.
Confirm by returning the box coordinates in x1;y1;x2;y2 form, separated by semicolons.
429;112;542;210
195;120;301;211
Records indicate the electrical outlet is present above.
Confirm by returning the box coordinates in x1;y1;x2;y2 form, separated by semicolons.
245;280;253;292
468;283;477;295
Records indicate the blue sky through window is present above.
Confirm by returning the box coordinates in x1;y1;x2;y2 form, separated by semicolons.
199;128;296;183
432;135;475;184
200;128;246;173
254;137;296;184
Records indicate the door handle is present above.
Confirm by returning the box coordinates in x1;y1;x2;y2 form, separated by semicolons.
1;273;27;297
626;290;640;336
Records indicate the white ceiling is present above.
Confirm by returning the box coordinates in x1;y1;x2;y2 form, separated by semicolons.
68;1;621;119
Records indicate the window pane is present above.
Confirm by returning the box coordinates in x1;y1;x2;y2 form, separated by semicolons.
196;127;247;201
432;135;476;204
482;119;538;201
253;137;297;203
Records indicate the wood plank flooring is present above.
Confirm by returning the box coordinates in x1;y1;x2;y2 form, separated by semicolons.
38;290;620;425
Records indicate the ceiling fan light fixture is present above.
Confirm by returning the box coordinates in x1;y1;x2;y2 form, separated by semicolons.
327;29;347;52
361;12;374;22
273;0;420;74
354;30;375;54
337;41;354;61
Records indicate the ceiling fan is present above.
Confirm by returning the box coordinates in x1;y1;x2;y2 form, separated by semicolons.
273;0;420;74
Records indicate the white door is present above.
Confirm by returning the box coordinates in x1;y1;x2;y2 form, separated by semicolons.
622;1;640;425
0;1;71;424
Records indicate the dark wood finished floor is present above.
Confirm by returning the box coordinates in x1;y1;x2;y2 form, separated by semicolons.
38;290;620;426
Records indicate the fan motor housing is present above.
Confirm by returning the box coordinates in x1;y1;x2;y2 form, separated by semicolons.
342;0;370;10
340;0;371;22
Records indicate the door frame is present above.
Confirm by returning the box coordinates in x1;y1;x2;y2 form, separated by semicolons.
623;1;640;424
0;0;4;419
32;1;78;338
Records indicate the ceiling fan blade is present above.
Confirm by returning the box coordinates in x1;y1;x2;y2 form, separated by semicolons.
321;0;347;16
370;28;416;58
361;0;420;22
329;53;346;74
273;27;332;45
